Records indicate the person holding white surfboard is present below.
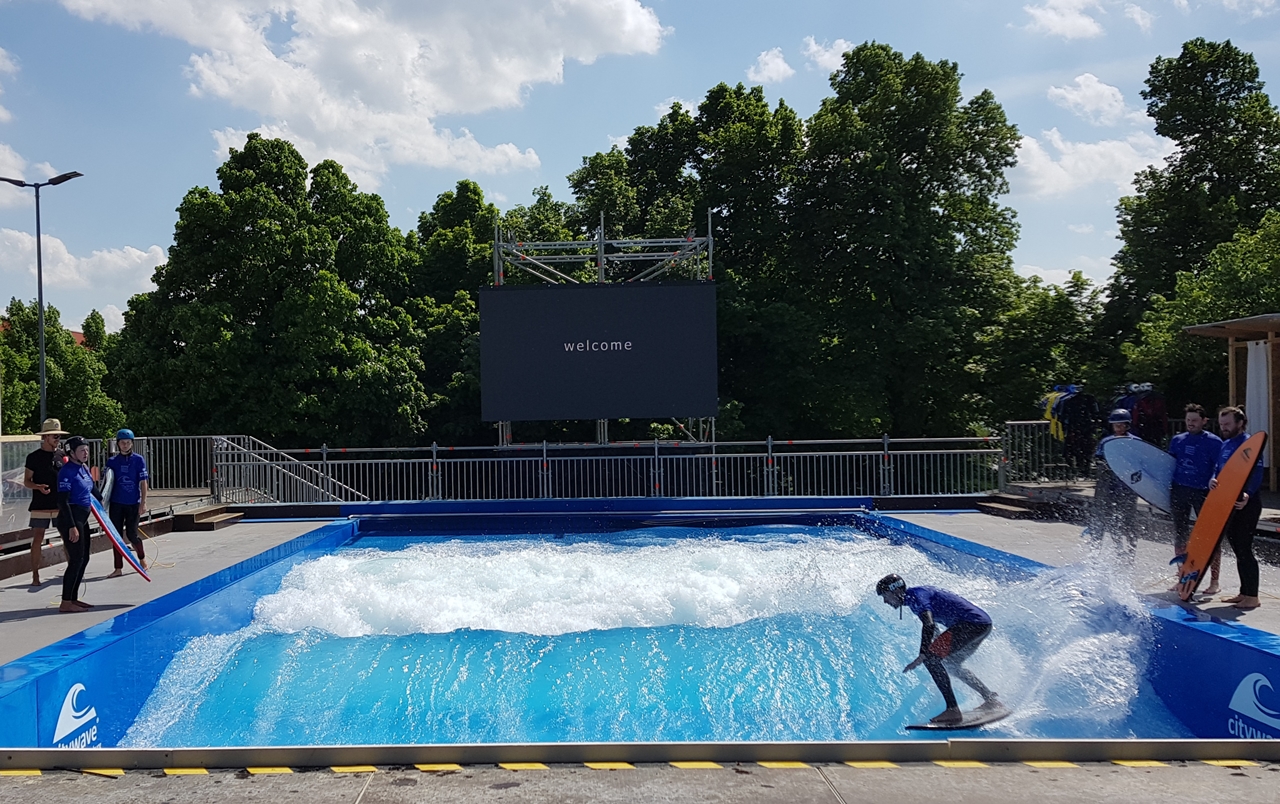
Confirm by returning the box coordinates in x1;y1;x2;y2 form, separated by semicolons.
55;436;96;614
1168;403;1223;593
105;428;150;577
1090;409;1141;555
1211;406;1264;610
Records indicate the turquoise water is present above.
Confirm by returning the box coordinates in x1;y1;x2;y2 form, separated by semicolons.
121;526;1190;745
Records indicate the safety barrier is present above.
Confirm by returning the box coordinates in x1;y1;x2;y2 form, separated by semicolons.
5;430;1032;506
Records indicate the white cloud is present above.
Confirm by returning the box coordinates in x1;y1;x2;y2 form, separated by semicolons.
801;36;853;72
1018;265;1076;286
1018;255;1114;285
1024;0;1106;38
1068;223;1095;233
58;0;668;187
0;46;16;123
607;134;629;148
1124;3;1155;29
1014;128;1174;197
0;228;165;293
101;304;125;333
1172;0;1190;10
654;96;698;117
1047;73;1145;126
746;47;795;84
1220;0;1277;15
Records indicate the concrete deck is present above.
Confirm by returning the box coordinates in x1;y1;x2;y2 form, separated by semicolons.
0;520;325;665
893;512;1280;634
0;760;1275;803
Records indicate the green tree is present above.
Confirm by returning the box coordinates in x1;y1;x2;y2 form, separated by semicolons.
2;299;125;437
110;133;475;446
81;310;106;351
1127;209;1280;410
1101;39;1280;353
567;147;640;238
415;179;500;299
788;42;1021;436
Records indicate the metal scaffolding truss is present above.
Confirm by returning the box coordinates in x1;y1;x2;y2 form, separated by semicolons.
493;213;713;286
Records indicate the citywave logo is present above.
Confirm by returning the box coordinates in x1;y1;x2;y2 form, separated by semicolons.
52;683;100;748
1227;673;1280;739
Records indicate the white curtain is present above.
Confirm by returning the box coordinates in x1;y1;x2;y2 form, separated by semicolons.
1247;339;1271;466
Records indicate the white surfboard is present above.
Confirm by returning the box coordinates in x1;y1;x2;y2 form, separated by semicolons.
1102;437;1175;513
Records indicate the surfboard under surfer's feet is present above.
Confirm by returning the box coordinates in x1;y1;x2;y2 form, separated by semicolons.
930;707;963;724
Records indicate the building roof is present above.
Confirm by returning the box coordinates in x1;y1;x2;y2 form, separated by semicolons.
1184;313;1280;340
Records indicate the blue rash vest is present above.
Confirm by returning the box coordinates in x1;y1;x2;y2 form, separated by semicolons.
106;452;149;505
57;461;95;508
1215;433;1264;497
1168;430;1223;491
903;586;991;628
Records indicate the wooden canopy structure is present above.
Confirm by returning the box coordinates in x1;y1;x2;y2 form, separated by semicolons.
1185;313;1280;491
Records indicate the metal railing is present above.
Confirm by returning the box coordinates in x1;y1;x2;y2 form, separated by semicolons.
6;426;1095;509
217;435;1005;503
1002;421;1094;483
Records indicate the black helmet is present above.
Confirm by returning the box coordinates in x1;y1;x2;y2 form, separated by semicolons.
1108;408;1132;424
876;573;906;595
64;435;89;453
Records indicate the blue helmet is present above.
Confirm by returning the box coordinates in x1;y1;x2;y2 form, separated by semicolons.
1108;409;1131;424
116;428;136;440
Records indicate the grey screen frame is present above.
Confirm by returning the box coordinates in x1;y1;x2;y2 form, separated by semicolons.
479;282;717;422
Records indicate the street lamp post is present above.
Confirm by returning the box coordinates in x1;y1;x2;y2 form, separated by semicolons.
0;171;83;422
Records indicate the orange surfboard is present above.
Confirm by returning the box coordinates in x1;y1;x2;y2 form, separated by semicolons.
1176;431;1267;601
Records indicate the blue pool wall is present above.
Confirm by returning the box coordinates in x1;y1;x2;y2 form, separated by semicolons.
3;497;1280;746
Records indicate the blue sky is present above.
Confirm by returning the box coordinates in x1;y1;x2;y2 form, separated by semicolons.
1;0;1278;332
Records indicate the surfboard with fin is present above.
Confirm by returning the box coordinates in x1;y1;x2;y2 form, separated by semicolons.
1102;437;1175;513
1175;431;1266;602
906;701;1011;731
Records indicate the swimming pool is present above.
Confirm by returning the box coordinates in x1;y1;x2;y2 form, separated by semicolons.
2;503;1280;751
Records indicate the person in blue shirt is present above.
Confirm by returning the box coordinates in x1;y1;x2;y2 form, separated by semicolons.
105;428;150;577
1167;403;1224;593
1090;409;1141;554
56;436;96;613
1211;406;1265;610
877;574;1000;725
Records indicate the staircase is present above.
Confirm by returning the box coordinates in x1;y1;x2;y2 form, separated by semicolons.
212;435;369;504
173;504;244;532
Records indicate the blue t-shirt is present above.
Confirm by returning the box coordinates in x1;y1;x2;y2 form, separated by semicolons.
57;461;95;508
903;586;991;628
106;452;149;505
1168;430;1223;490
1215;433;1264;497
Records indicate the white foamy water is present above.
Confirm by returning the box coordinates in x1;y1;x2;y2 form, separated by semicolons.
252;530;899;637
121;528;1184;746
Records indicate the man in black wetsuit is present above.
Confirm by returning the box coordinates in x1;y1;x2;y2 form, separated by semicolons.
877;573;1001;724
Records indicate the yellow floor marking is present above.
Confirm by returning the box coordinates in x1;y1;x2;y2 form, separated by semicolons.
331;765;377;773
1202;760;1260;768
246;767;293;774
934;761;988;769
163;768;209;775
758;761;809;768
0;770;42;776
499;763;549;770
670;761;723;769
844;761;899;769
1112;760;1167;768
81;768;125;777
416;764;463;772
1024;761;1079;769
584;762;635;770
